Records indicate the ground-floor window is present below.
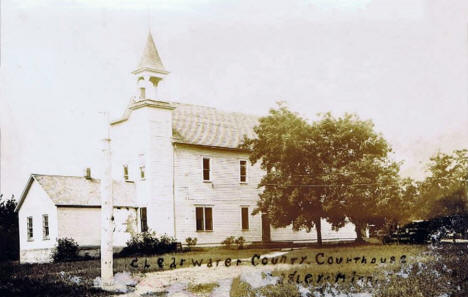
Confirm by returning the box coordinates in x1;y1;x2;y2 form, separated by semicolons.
140;207;148;232
196;206;213;231
42;214;49;239
27;216;33;240
241;207;249;230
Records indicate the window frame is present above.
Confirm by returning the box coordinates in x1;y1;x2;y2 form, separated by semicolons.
195;206;213;232
140;207;148;232
123;164;129;181
239;160;248;183
42;214;49;240
27;216;33;241
241;207;249;230
202;157;211;182
139;165;146;180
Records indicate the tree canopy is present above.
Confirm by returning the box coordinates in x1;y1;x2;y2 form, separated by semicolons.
416;149;468;219
242;104;400;243
0;194;19;261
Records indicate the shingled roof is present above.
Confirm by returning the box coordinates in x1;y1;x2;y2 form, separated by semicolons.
15;174;136;211
170;102;259;149
112;100;259;149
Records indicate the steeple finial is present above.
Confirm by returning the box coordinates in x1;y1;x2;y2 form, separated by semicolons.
133;32;168;75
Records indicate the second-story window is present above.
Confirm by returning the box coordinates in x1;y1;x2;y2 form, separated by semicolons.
140;166;145;180
202;158;210;181
123;165;129;181
240;160;247;183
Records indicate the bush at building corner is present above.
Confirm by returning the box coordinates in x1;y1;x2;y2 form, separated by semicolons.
52;238;79;262
120;231;178;256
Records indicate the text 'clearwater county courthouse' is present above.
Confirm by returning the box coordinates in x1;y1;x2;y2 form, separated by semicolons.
15;33;356;263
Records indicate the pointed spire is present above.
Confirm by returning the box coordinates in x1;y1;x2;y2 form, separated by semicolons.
133;32;168;75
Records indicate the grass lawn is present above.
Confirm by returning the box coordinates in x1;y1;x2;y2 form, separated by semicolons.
3;243;466;297
230;243;468;297
0;246;275;297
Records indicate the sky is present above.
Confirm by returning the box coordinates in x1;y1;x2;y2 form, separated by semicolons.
1;0;467;198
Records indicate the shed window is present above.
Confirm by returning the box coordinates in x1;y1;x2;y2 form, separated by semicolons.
241;207;249;230
240;160;247;182
196;206;213;231
140;207;148;232
27;217;33;240
202;158;210;181
42;215;49;239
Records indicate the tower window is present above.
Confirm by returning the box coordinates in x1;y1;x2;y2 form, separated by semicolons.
140;166;145;180
123;165;129;181
202;158;210;181
240;160;247;183
139;87;146;99
140;207;148;232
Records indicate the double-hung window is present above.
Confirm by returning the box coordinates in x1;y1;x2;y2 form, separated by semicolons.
140;166;145;180
27;217;33;241
202;158;211;181
123;165;129;181
240;160;247;183
140;207;148;232
241;207;249;230
196;206;213;231
42;215;49;240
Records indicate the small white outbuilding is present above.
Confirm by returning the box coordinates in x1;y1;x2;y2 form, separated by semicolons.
15;174;138;263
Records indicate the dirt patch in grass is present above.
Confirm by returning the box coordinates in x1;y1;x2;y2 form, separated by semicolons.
187;282;219;296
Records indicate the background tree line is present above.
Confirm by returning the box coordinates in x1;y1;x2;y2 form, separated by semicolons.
0;194;19;261
242;104;468;244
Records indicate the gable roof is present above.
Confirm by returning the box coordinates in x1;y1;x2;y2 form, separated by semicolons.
112;100;259;150
15;174;136;212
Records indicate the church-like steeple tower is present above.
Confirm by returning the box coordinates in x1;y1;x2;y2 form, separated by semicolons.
132;32;169;100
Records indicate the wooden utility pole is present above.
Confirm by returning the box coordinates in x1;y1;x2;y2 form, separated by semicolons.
100;113;113;289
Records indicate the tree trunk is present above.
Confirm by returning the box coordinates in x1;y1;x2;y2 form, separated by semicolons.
315;217;323;247
354;222;365;243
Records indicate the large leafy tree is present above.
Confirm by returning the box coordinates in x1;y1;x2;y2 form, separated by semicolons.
242;105;398;244
242;105;326;245
416;149;468;219
308;113;397;242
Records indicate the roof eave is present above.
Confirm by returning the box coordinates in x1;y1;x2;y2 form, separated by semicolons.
15;174;37;212
132;67;169;76
173;141;251;153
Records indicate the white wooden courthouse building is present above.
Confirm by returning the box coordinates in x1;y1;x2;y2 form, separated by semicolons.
16;33;356;263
